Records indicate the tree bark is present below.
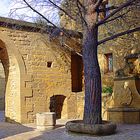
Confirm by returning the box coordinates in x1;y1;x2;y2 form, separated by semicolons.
83;26;102;124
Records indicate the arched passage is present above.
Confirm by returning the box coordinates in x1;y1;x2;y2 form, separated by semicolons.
0;40;9;121
0;62;5;111
0;32;26;123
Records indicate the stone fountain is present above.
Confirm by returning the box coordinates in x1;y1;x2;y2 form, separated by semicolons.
107;53;140;124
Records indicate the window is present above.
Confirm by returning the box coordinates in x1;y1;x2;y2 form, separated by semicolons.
71;54;83;92
47;61;52;68
104;53;113;73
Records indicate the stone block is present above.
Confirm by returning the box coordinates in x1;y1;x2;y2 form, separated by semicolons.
36;112;56;130
23;89;33;97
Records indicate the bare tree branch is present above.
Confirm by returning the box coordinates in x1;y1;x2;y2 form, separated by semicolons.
22;0;57;27
9;6;28;16
77;0;86;12
97;0;137;26
98;26;140;45
76;0;88;27
102;8;131;24
95;0;103;9
48;0;76;21
99;6;118;12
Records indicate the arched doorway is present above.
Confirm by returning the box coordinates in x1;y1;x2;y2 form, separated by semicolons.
0;62;6;121
0;32;26;123
0;62;6;111
50;95;66;119
0;41;9;121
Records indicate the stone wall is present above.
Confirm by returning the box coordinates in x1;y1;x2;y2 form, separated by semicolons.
0;17;139;123
60;0;140;88
0;17;84;123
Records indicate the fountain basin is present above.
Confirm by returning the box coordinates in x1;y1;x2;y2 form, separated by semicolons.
65;120;116;135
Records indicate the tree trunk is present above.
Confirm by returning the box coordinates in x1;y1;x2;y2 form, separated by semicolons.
83;26;102;124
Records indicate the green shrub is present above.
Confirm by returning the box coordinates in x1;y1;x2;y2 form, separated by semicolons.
102;86;113;95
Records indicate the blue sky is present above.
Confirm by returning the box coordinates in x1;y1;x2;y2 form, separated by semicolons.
0;0;60;24
0;0;11;17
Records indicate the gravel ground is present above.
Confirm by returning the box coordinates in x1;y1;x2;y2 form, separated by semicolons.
0;111;4;122
0;111;139;140
0;121;139;140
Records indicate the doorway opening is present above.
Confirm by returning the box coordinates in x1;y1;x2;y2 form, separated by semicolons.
49;95;66;119
71;54;83;92
0;41;9;122
0;62;5;121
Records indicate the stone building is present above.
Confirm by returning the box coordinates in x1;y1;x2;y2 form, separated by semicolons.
0;17;84;123
60;0;140;87
0;16;140;124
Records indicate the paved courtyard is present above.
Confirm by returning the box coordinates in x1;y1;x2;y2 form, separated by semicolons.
0;111;140;140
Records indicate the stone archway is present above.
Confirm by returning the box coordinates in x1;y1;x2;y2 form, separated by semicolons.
0;33;26;123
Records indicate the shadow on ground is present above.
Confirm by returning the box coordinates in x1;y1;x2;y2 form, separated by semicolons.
0;120;140;140
0;122;34;139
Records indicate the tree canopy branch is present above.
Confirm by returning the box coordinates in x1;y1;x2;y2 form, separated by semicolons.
48;0;76;21
98;26;140;45
22;0;57;27
97;0;137;26
76;0;88;27
95;0;103;9
99;6;118;12
102;8;131;24
77;0;86;12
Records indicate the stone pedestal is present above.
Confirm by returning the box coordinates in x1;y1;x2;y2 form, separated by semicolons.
107;76;140;124
107;107;140;124
36;112;56;130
